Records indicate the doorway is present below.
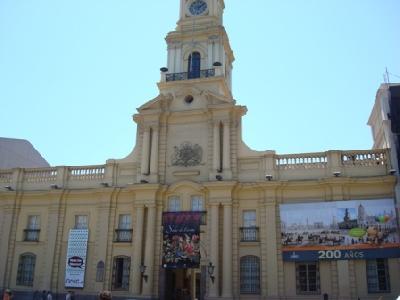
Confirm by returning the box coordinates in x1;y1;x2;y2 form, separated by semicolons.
164;269;201;300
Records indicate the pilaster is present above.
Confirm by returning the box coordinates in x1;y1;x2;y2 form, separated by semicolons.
132;205;145;295
221;203;232;298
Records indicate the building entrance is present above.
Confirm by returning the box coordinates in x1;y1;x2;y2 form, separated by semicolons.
163;268;201;300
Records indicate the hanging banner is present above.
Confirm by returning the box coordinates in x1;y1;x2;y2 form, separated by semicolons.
162;212;202;269
65;229;89;288
280;199;400;261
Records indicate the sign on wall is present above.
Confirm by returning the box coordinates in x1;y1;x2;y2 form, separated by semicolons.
162;212;202;269
65;229;89;288
280;199;400;261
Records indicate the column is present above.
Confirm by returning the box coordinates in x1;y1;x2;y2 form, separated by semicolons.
176;47;182;73
208;42;213;68
209;203;219;297
222;204;233;298
213;122;220;172
265;203;279;296
150;127;159;175
132;206;145;295
223;121;230;170
337;260;351;300
142;205;156;296
141;127;150;175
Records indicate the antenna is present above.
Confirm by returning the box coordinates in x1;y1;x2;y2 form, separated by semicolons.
383;67;391;85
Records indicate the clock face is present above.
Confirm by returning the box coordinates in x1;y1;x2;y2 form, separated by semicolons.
189;0;208;16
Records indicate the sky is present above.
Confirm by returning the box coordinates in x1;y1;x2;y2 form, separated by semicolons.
0;0;399;167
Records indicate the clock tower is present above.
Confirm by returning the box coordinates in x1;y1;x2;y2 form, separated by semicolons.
130;0;246;186
159;0;234;96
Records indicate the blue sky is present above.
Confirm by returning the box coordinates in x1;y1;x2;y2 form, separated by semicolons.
1;0;399;167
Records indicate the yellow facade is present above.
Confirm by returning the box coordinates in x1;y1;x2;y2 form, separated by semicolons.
1;1;400;300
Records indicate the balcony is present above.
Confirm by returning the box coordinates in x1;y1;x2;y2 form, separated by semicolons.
24;229;40;242
240;227;259;242
114;229;133;243
166;69;215;82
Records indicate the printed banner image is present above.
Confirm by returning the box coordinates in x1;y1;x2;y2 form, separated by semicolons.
65;229;89;288
162;232;201;269
280;199;400;261
162;212;203;269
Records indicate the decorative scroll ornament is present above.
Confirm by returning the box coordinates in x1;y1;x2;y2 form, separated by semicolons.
172;141;203;167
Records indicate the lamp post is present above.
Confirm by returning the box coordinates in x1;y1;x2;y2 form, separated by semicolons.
140;264;148;282
207;262;215;283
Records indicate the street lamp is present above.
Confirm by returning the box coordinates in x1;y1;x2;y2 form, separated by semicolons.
207;262;215;283
140;264;148;282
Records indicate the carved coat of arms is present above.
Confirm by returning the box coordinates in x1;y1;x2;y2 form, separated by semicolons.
172;141;203;167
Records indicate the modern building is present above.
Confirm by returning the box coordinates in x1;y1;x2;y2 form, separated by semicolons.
1;1;400;300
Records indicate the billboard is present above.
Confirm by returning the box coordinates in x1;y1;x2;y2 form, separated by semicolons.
65;229;89;288
280;199;400;261
162;212;202;269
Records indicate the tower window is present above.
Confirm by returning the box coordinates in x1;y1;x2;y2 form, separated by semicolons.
188;52;201;79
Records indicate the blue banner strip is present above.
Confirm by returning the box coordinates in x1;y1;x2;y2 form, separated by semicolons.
282;247;400;261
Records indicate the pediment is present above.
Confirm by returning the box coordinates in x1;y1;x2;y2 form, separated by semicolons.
137;88;234;115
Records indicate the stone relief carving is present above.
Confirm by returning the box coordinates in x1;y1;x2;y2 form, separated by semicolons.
171;141;203;167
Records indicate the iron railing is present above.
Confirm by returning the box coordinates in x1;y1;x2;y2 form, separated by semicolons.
240;227;259;242
166;69;215;82
114;229;133;242
24;229;40;242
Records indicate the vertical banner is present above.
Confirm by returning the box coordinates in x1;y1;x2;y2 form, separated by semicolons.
162;212;202;269
65;229;89;288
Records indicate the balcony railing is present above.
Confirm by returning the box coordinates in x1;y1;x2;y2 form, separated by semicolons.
24;229;40;242
114;229;133;243
166;69;215;82
240;227;259;242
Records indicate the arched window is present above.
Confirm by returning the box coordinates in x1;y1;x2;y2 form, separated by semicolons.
17;253;36;286
240;256;260;294
112;256;131;290
96;261;105;282
188;52;201;79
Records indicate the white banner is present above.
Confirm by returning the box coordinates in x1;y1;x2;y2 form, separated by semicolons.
65;229;89;288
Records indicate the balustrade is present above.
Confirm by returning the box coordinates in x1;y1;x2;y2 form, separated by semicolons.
68;166;105;181
0;149;391;190
24;168;57;183
341;150;387;167
276;153;328;170
0;171;12;184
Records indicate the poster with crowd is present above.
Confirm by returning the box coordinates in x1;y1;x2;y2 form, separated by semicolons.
162;212;202;269
280;199;400;261
65;229;89;288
